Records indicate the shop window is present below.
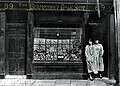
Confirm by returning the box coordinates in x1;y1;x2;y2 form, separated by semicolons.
33;28;83;62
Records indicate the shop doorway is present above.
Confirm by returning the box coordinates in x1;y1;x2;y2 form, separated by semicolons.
5;23;26;75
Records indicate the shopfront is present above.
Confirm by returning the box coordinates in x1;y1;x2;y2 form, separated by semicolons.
0;0;115;79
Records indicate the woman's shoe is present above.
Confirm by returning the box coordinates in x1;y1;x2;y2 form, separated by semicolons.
89;74;94;81
99;74;103;79
93;74;97;78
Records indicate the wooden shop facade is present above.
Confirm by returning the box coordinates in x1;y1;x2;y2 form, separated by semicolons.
0;0;117;80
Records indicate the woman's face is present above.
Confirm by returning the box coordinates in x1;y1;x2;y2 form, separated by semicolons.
95;40;99;44
89;41;92;45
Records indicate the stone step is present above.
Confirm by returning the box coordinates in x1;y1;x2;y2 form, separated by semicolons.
0;79;109;86
5;75;26;79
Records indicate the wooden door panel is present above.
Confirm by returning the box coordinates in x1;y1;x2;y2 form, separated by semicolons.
8;59;25;75
6;23;26;75
7;37;25;75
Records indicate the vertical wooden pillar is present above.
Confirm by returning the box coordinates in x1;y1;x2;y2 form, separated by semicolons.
26;11;34;78
0;12;5;78
82;14;87;79
108;14;116;79
114;0;120;85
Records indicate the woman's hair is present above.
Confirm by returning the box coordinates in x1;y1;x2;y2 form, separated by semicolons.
94;39;100;44
87;38;93;45
89;38;93;42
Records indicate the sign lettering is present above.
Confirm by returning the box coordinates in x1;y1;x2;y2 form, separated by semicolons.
0;2;106;11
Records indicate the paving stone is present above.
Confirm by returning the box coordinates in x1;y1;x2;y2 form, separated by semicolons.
55;84;70;86
25;79;36;84
24;83;33;86
70;83;77;86
14;79;26;84
38;80;56;83
55;80;70;84
85;80;107;86
0;79;108;86
31;81;55;86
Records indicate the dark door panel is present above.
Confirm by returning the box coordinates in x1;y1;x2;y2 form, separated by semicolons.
6;23;26;75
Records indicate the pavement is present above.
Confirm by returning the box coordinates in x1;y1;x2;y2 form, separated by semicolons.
0;75;115;86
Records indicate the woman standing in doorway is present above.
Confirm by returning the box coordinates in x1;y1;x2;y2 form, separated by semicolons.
94;39;104;78
85;39;96;81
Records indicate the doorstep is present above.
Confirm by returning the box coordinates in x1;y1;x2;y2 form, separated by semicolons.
5;75;26;79
0;74;5;79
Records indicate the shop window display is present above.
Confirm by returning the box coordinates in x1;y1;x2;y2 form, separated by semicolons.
33;28;82;62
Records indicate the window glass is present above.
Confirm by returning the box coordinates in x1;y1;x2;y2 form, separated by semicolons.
33;28;82;62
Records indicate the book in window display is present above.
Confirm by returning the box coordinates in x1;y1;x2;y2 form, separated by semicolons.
62;39;69;45
46;39;51;44
58;40;62;44
51;39;57;44
39;38;45;44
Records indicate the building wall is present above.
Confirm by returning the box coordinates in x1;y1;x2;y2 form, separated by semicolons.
114;0;120;84
0;12;5;78
0;10;116;80
0;10;86;79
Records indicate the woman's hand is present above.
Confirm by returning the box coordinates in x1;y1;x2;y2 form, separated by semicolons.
86;57;93;62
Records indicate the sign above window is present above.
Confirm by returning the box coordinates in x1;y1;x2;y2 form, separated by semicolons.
0;2;107;11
